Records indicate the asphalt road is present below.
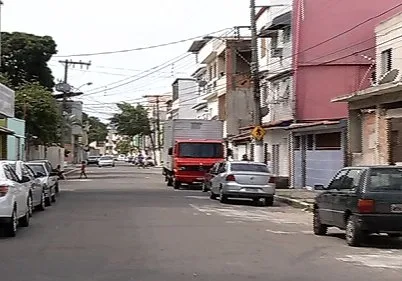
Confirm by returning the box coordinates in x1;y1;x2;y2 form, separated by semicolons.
2;164;402;281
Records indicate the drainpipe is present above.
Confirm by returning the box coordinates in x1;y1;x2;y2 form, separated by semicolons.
289;0;302;188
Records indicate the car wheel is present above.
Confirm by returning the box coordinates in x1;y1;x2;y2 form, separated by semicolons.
345;215;364;247
37;191;46;211
313;209;328;236
19;199;31;227
265;196;274;206
5;207;18;237
210;191;218;200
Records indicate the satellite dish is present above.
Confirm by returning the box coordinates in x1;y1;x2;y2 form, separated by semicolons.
378;69;399;85
261;106;270;116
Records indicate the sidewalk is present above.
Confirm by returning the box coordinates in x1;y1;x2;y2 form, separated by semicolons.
275;189;322;211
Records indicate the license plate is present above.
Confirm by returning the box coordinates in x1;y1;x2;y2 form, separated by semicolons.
242;188;255;192
391;204;402;213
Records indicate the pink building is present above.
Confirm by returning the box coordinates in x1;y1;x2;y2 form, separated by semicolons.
293;0;402;121
288;0;402;188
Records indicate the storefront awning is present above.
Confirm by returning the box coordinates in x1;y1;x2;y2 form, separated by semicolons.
0;126;14;135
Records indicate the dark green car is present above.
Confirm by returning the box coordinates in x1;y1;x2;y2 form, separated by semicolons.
313;166;402;246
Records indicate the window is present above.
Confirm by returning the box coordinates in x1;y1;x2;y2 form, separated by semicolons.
178;143;223;158
340;169;364;190
261;38;267;58
28;164;46;175
3;165;19;182
381;48;392;75
315;132;341;150
367;168;402;191
282;26;291;43
328;169;348;190
231;163;269;173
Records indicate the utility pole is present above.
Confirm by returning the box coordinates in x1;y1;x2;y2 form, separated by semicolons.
250;0;263;162
144;95;164;165
58;60;91;147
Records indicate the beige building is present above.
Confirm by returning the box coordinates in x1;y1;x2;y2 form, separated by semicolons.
332;12;402;165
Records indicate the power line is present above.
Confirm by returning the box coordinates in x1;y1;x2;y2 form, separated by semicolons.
81;53;190;95
54;28;232;58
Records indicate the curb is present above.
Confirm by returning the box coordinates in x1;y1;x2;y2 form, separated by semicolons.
274;195;314;212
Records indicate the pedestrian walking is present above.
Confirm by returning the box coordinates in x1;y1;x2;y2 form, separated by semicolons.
79;161;88;179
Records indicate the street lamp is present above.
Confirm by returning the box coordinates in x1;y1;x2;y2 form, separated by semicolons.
75;82;93;91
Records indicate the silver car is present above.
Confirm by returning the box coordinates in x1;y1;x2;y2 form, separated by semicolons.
208;161;275;206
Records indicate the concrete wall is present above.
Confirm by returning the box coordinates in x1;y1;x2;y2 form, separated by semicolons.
263;130;289;177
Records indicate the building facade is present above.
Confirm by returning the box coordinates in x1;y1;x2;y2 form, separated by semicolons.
333;12;402;166
169;78;199;119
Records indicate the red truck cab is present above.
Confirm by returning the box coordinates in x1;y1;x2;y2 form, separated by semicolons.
167;139;224;189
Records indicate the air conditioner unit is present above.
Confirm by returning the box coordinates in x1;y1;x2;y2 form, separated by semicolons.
271;48;283;58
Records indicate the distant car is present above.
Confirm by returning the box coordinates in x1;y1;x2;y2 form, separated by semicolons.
145;157;155;167
117;154;126;161
207;161;275;206
313;166;402;247
98;156;115;167
26;162;57;205
0;161;31;237
87;156;100;165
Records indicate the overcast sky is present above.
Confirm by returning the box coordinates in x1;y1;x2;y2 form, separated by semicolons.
2;0;254;121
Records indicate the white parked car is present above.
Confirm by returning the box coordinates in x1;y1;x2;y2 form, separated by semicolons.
117;154;126;161
0;161;32;237
98;156;115;167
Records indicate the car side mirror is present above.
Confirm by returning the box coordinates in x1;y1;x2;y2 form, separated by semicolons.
314;184;325;190
168;147;173;156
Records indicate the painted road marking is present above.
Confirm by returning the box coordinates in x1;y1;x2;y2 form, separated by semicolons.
185;196;210;200
189;203;311;225
337;250;402;269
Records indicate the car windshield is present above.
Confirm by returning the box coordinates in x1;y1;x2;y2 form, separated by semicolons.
101;156;113;160
28;164;46;175
231;163;269;173
367;168;402;191
178;143;223;158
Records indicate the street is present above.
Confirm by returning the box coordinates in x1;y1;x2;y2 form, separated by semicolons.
1;164;402;281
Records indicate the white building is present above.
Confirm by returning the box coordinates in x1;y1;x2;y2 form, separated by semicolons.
257;2;293;183
168;78;198;119
190;66;210;120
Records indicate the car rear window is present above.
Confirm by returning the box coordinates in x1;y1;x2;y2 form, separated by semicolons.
368;168;402;191
231;163;269;173
101;156;113;160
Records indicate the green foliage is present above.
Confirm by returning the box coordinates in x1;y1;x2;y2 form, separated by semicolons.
0;32;57;90
82;113;108;143
115;138;134;154
14;83;61;144
110;103;151;137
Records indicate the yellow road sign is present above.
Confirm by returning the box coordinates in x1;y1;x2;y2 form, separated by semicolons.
251;126;265;141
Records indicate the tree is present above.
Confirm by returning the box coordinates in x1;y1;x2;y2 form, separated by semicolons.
110;103;151;137
116;138;134;155
14;82;61;144
0;32;57;90
82;113;108;143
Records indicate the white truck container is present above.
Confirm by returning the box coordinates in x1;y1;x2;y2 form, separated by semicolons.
162;119;224;188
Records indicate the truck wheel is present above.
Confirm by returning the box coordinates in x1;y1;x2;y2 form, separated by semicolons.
173;180;181;190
